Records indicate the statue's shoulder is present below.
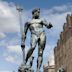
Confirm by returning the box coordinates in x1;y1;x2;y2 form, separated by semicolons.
25;21;31;26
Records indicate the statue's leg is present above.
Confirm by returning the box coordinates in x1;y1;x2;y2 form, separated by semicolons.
26;34;38;63
37;33;46;72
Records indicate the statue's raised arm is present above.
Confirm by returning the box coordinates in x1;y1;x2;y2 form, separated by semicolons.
42;19;53;29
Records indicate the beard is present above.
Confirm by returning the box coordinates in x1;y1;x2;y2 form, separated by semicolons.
34;15;39;19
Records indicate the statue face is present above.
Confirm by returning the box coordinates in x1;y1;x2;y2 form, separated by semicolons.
32;9;40;19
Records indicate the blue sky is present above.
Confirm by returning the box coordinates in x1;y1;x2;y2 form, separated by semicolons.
6;0;72;9
0;0;72;72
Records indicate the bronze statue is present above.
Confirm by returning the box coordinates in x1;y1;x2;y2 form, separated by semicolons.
23;8;53;72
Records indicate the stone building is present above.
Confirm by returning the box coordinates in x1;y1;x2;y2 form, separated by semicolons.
43;62;55;72
54;14;72;72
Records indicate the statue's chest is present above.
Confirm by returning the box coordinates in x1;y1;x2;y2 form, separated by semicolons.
29;19;43;28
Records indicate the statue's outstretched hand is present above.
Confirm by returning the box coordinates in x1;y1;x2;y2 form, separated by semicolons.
49;22;53;28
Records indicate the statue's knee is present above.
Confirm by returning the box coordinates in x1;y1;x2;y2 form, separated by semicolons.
39;49;43;56
39;52;43;57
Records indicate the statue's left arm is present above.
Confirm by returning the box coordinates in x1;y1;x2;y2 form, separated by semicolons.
42;19;53;29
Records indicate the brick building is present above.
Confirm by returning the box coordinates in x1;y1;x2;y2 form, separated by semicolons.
54;14;72;72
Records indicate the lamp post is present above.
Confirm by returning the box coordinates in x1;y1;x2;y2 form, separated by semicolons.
16;5;25;66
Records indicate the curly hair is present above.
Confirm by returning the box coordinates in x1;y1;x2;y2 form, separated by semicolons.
32;8;40;15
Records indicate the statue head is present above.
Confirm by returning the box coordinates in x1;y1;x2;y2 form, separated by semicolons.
32;8;40;19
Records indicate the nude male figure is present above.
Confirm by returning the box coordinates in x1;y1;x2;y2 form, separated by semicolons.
23;8;53;72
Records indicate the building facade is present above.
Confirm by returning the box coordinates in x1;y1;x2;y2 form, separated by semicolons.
54;14;72;72
43;62;55;72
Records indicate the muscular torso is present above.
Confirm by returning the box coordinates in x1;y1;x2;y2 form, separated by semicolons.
28;19;44;36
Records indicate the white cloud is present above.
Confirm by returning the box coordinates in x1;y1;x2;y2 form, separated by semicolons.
0;1;14;17
5;55;16;63
0;32;6;38
42;4;72;15
0;1;31;33
7;45;29;54
3;45;30;65
4;54;22;65
4;45;30;64
0;1;20;33
7;45;22;53
0;71;12;72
